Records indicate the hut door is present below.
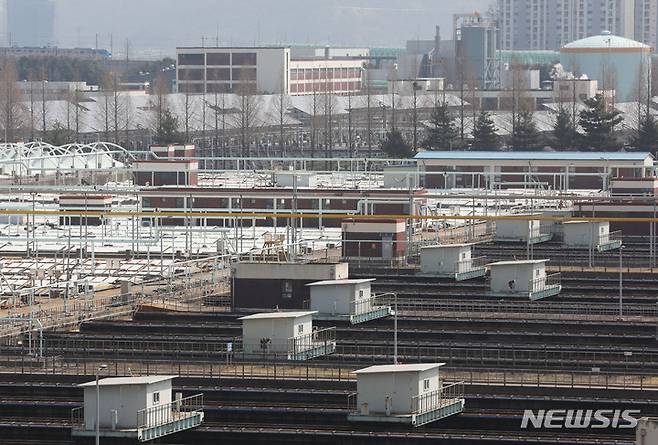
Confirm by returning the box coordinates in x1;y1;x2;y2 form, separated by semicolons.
382;235;393;259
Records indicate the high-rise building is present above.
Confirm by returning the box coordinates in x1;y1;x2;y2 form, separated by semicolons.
498;0;635;50
0;0;7;47
7;0;55;47
635;0;658;49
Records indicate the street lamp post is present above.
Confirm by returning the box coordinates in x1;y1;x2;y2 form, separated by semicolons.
412;81;419;153
95;364;108;445
619;245;625;318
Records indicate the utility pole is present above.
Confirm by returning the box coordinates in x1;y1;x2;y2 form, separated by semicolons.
412;80;419;152
391;63;398;131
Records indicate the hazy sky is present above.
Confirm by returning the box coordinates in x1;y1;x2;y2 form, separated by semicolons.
52;0;490;58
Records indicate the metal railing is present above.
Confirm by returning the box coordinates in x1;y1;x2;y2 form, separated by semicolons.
288;327;336;356
411;381;464;415
3;356;658;390
350;294;389;317
137;393;203;430
601;230;622;246
529;272;561;295
71;406;84;427
455;256;486;275
371;297;656;318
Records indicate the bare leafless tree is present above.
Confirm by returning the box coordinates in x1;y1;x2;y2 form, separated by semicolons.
308;82;319;157
233;70;261;157
0;57;24;142
364;66;373;157
149;73;172;139
180;88;196;144
273;78;291;156
40;66;49;137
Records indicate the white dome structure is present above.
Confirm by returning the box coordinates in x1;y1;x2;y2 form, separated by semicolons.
560;31;652;101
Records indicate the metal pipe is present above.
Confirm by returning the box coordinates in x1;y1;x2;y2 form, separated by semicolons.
95;364;107;445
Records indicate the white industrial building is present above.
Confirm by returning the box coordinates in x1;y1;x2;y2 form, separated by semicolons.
239;311;336;360
348;363;464;427
176;46;366;95
419;243;486;281
488;259;561;300
561;221;621;252
72;376;204;442
307;278;391;324
177;46;290;94
495;217;552;245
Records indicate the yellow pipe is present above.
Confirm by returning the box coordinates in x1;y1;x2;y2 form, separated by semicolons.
1;209;656;223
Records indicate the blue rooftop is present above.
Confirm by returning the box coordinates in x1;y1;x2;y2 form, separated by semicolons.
414;151;653;162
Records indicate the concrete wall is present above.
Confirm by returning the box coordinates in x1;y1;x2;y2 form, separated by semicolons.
276;172;318;188
356;369;439;415
234;263;348;280
495;219;533;241
637;417;658;444
310;282;371;315
420;245;471;274
83;382;175;430
242;315;312;353
383;169;420;189
356;372;417;415
490;262;545;294
563;221;609;248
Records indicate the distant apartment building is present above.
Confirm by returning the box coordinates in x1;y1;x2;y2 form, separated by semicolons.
635;0;658;48
176;46;366;96
498;0;635;50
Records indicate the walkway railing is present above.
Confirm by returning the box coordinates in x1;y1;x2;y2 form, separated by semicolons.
137;393;203;430
287;327;336;357
350;295;389;317
529;272;561;295
372;296;656;317
455;256;486;275
411;381;464;414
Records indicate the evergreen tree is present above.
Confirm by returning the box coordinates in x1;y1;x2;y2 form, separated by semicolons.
423;102;458;150
630;114;658;153
471;111;499;149
381;129;414;158
552;106;578;149
510;110;540;150
579;94;623;150
154;109;182;144
45;121;73;146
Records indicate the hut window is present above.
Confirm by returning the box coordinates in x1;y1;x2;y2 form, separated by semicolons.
153;392;160;404
297;324;304;334
359;289;364;299
423;378;430;391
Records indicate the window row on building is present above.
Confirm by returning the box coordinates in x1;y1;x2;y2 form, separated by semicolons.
178;52;257;66
289;81;362;94
290;67;363;81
